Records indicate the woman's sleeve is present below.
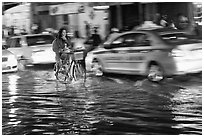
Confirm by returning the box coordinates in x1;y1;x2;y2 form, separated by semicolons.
52;39;59;53
65;37;73;48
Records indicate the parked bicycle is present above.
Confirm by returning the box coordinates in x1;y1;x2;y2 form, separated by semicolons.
54;48;86;83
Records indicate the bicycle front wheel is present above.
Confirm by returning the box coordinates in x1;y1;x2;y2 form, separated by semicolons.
55;64;72;83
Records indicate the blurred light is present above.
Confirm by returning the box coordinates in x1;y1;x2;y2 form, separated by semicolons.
93;6;109;10
42;31;49;34
8;75;20;95
170;49;185;57
193;2;202;8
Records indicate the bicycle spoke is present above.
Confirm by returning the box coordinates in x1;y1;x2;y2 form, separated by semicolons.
74;63;86;81
69;61;75;81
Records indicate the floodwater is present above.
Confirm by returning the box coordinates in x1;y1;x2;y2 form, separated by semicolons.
2;64;202;135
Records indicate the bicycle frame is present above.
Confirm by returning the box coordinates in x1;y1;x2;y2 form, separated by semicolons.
54;49;86;82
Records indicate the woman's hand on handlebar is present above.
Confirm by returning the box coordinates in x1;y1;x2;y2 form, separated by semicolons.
75;46;85;50
59;49;64;53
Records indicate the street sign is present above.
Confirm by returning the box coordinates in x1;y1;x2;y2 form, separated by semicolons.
49;3;83;15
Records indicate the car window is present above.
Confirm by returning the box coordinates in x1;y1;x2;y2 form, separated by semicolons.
123;34;137;47
109;36;124;48
160;33;192;44
113;37;124;44
15;38;21;47
135;34;150;47
6;39;12;47
26;35;54;46
111;34;136;48
112;33;150;48
7;38;21;48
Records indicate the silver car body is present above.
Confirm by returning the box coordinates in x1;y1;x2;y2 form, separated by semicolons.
6;33;56;65
85;28;202;77
2;46;18;73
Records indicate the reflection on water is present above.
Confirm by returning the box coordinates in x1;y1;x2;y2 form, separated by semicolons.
2;70;202;135
171;87;202;135
6;75;21;128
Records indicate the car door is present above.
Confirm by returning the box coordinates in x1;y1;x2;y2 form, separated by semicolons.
110;33;139;73
122;33;151;74
99;36;125;71
100;33;142;73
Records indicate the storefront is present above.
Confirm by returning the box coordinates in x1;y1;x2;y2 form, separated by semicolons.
3;3;31;34
108;2;196;31
49;3;109;39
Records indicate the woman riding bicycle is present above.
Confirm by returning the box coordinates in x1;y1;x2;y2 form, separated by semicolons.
52;27;72;78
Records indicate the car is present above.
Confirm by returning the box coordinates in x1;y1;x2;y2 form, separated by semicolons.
6;33;56;65
2;44;18;73
85;27;202;82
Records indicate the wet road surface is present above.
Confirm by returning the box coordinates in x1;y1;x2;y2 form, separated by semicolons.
2;64;202;135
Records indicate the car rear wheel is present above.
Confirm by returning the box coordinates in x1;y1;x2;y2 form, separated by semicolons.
147;64;164;82
92;61;103;76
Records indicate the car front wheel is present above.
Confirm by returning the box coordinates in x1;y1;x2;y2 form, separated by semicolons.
147;64;164;82
91;60;103;76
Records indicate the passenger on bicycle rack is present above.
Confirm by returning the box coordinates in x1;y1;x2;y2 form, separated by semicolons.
52;27;72;79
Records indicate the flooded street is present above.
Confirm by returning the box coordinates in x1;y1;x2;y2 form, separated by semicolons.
2;64;202;135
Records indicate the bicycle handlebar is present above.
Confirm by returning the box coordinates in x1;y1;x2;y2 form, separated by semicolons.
63;47;85;54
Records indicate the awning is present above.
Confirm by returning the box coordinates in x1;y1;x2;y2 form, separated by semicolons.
88;2;134;7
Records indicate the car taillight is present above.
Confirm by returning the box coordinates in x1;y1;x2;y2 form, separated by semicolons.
170;49;185;57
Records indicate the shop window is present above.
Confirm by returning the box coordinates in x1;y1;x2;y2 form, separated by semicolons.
63;15;69;25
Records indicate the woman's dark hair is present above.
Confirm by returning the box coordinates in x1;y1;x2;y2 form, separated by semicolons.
56;27;68;39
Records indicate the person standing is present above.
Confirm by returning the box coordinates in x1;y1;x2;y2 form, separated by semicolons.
154;13;161;25
72;31;85;50
89;27;102;51
84;21;90;38
160;15;168;27
31;23;39;34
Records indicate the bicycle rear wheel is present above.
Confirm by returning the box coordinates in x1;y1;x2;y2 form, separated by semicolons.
72;62;86;82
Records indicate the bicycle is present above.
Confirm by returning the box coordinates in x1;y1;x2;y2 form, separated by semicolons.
54;48;86;83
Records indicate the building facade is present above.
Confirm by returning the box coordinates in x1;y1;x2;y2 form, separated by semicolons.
48;3;109;39
108;2;196;31
3;2;200;37
3;3;31;34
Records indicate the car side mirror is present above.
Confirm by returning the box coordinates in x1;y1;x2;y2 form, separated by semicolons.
124;39;135;46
